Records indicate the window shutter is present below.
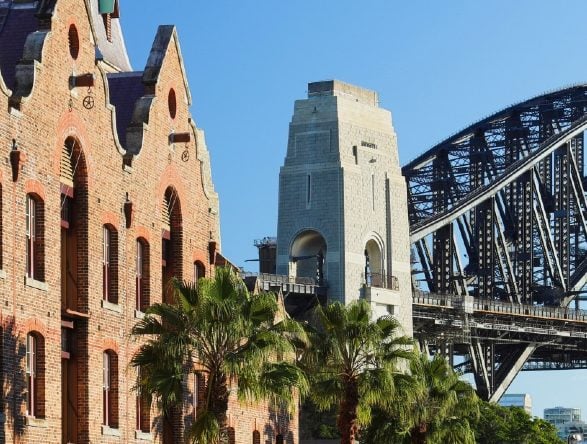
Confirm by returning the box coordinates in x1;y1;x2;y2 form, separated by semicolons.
161;195;171;232
60;142;74;188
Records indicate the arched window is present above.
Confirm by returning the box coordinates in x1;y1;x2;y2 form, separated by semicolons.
290;230;327;285
194;261;205;283
103;225;118;304
227;427;236;444
365;239;384;288
252;430;261;444
26;194;44;282
103;350;118;428
26;332;44;418
136;238;150;312
60;137;88;442
161;187;182;303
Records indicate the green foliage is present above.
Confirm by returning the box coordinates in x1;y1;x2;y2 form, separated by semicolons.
363;353;479;444
299;399;340;439
302;299;412;443
474;402;564;444
131;267;308;444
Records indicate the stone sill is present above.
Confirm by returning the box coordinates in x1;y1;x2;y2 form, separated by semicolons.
24;276;48;291
26;416;47;428
135;430;153;441
0;269;6;279
134;309;145;319
101;299;122;314
102;425;121;437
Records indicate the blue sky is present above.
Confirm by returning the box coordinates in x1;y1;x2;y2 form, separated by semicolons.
120;1;587;419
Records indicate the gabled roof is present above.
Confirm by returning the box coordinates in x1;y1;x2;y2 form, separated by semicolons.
0;2;38;90
106;71;144;146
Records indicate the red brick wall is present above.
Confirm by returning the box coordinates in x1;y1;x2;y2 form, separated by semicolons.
0;0;298;443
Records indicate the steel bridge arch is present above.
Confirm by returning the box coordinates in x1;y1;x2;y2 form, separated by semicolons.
403;84;587;401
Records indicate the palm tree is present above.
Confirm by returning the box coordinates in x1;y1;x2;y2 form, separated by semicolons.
302;299;413;444
131;266;308;444
366;352;479;444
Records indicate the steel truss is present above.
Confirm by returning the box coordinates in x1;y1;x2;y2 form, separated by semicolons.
404;85;587;400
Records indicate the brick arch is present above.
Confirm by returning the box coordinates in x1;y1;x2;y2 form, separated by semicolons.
53;112;95;187
135;226;151;242
24;179;46;201
101;338;119;354
101;211;119;230
156;164;187;213
192;250;207;263
21;317;47;337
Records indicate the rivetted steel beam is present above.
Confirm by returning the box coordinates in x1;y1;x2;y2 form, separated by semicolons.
410;115;587;242
532;171;566;290
489;343;537;402
554;144;571;288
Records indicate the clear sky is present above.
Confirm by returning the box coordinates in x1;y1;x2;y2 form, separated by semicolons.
120;0;587;420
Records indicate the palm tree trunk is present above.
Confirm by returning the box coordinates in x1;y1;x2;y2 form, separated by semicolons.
209;370;230;443
410;424;427;444
337;379;359;444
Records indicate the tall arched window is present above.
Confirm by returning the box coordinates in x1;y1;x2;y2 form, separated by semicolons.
103;225;118;304
161;187;182;303
252;430;261;444
61;137;89;313
26;194;44;282
103;350;118;428
136;238;150;312
26;332;44;418
60;137;88;443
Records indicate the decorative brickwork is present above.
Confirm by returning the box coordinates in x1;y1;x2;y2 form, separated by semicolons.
0;0;296;443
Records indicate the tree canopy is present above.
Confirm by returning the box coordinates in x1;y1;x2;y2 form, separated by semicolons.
474;401;564;444
131;267;308;443
302;299;412;444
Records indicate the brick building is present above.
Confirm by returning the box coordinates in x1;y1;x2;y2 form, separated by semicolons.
0;0;297;442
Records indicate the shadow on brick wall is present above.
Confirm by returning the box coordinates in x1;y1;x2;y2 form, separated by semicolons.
1;316;27;442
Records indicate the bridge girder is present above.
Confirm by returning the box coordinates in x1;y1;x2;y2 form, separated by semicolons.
405;85;587;401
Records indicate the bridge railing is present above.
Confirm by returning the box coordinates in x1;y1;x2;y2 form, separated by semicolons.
413;290;587;322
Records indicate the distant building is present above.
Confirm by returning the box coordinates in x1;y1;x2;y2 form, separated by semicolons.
499;394;532;415
544;407;585;441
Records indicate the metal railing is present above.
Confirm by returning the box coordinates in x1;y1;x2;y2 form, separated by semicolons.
364;272;399;291
413;290;587;323
240;272;323;286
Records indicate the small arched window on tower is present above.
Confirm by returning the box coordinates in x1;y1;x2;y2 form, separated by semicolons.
98;0;119;42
